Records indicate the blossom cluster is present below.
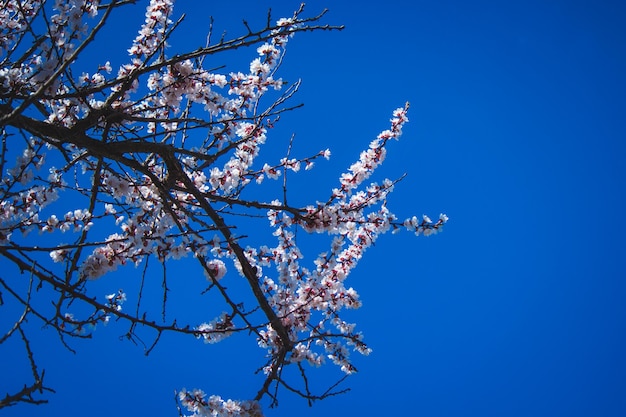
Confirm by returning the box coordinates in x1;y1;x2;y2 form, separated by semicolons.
178;389;263;417
0;0;42;55
128;0;173;58
195;312;234;344
404;213;449;236
105;289;127;312
58;290;126;334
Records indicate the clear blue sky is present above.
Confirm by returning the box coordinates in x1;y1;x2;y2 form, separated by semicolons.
3;1;626;416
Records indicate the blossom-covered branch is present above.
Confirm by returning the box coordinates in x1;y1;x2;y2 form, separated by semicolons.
0;1;446;415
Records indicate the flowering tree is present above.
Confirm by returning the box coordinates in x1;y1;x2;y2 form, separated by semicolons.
0;0;447;415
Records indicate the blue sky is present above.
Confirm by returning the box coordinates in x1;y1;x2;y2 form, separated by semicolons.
3;1;626;416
